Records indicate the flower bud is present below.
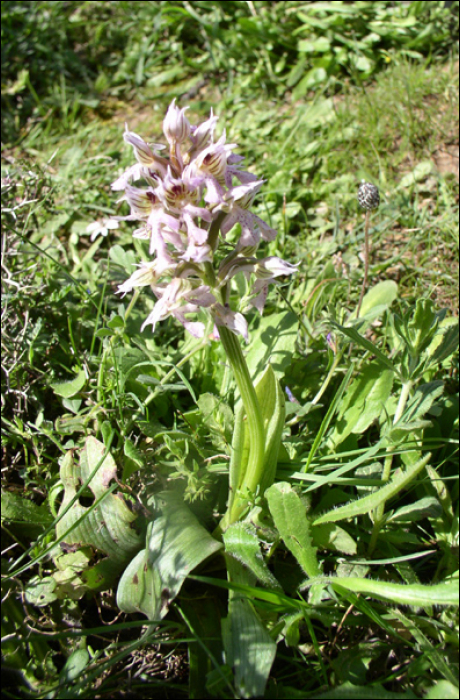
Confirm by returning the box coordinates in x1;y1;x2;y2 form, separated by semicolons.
163;99;191;145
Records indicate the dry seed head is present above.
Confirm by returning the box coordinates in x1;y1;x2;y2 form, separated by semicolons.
357;181;380;210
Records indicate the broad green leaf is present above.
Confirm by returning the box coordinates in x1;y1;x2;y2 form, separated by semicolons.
56;439;141;559
292;67;327;97
328;362;394;447
146;66;186;87
62;398;82;414
312;522;357;555
298;36;331;53
117;491;222;620
405;299;438;355
108;244;137;272
266;482;319;579
352;55;372;72
94;328;114;338
222;557;276;699
331;577;458;607
223;522;282;591
50;369;87;398
60;649;90;684
399;160;433;188
425;681;459;699
286;56;307;87
358;280;398;319
427;319;459;365
25;575;58;607
245;311;298;382
314;452;431;525
389;496;442;523
122;438;145;480
107;314;124;329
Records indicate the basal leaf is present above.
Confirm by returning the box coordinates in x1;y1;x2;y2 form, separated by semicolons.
220;364;285;531
54;438;143;594
117;491;222;620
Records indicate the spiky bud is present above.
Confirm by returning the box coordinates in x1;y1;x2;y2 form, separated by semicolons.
357;181;380;210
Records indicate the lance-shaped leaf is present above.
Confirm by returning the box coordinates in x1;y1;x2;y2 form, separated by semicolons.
117;491;222;619
314;452;431;525
266;482;319;580
266;482;323;606
223;522;282;591
331;576;458;608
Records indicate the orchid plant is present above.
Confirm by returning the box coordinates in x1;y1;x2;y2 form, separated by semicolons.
112;99;297;533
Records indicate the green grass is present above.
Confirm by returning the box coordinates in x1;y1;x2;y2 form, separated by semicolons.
1;1;459;698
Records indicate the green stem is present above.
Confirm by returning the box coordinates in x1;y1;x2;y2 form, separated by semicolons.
368;379;413;555
216;326;265;532
356;209;371;320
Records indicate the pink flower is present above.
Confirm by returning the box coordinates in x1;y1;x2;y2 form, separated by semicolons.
220;181;277;249
141;280;217;338
112;99;296;340
211;304;249;341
